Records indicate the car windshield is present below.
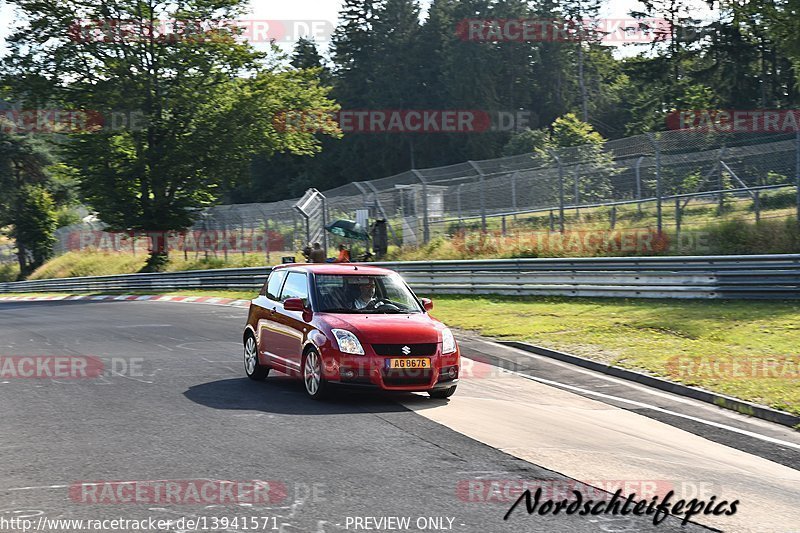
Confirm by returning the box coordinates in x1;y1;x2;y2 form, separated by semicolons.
314;273;423;314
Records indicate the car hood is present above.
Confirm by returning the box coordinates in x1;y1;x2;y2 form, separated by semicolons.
321;312;442;345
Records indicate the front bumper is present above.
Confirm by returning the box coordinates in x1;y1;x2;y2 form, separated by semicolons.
321;344;460;392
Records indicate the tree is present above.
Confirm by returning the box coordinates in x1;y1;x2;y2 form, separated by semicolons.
3;0;339;271
549;113;615;202
502;129;550;156
0;132;56;277
12;185;57;275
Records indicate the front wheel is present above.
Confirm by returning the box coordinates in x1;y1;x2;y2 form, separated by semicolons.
428;385;457;399
244;334;269;380
303;349;328;400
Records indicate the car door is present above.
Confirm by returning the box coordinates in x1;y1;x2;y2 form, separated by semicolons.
254;269;287;370
272;271;310;374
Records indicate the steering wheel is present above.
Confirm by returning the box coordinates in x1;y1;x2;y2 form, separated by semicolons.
363;299;401;311
363;299;384;310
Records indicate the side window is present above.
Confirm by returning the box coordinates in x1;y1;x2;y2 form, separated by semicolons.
265;271;287;301
280;272;309;305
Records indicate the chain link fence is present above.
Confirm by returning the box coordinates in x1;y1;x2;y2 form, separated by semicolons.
37;129;800;262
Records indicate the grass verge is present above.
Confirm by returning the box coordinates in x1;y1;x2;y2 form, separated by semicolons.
431;295;800;416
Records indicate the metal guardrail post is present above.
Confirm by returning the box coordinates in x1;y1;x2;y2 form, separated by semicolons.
412;170;430;244
467;161;487;232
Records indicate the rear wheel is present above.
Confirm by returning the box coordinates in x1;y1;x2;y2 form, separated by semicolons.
428;385;457;399
244;333;269;381
303;348;328;400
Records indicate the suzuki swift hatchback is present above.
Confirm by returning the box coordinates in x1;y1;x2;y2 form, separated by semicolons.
243;263;460;400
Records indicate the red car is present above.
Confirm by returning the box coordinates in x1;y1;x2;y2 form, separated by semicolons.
243;263;460;400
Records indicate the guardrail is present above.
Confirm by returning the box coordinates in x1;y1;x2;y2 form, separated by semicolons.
2;254;799;299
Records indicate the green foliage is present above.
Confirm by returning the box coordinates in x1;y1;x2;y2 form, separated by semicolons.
0;263;20;282
550;113;605;148
12;185;57;275
502;129;550;157
704;218;800;254
754;189;798;210
0;132;62;277
3;0;340;266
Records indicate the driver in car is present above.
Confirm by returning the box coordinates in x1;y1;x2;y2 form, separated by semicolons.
351;278;377;310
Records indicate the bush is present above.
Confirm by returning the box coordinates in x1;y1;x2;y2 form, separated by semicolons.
704;218;800;254
0;263;20;282
752;189;797;211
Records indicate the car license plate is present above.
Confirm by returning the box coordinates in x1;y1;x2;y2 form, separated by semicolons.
386;358;431;369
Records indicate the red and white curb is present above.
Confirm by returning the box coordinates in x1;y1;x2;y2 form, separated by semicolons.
0;294;251;308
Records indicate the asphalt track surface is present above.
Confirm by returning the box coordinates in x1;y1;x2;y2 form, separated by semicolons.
0;300;797;533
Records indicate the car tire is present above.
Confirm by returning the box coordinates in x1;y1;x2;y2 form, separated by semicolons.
428;385;457;399
302;348;328;400
244;333;269;381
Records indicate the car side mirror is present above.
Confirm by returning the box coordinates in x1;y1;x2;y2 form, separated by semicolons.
283;298;306;312
420;298;434;311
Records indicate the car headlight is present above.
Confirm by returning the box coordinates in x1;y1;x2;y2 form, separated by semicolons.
332;329;365;355
441;328;456;354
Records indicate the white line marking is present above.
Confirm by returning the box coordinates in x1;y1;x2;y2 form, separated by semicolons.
504;368;800;451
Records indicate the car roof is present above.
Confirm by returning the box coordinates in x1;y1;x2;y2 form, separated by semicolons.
273;263;398;276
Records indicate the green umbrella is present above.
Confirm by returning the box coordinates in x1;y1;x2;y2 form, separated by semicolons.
324;220;369;241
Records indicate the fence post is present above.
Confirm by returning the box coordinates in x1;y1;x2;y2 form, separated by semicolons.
502;216;507;236
457;184;463;226
468;161;487;232
754;190;761;223
549;210;555;231
548;150;565;233
574;164;580;219
412;170;430;244
635;156;644;214
511;172;518;221
610;206;616;229
796;131;800;222
223;224;229;262
321;194;329;257
718;147;726;213
675;197;681;240
265;219;271;264
647;133;662;232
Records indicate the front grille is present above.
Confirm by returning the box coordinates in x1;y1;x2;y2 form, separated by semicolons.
372;343;437;356
382;368;433;386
